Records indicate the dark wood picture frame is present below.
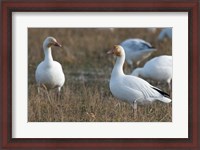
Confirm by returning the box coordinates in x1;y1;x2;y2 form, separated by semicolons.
0;0;199;149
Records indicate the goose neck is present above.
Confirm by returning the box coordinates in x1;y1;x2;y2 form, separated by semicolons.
44;47;53;62
133;68;143;77
111;56;125;77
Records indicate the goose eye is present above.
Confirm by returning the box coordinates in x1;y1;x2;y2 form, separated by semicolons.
47;42;52;47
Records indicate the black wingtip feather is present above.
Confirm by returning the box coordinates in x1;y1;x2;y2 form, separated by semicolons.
152;87;170;98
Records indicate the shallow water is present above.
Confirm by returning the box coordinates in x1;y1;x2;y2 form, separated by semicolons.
66;70;110;83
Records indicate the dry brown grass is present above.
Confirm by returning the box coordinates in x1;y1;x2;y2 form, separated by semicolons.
28;28;172;122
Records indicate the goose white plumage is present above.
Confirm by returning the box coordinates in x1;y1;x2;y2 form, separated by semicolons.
131;55;172;90
120;38;156;66
107;45;171;108
157;28;172;41
35;37;65;93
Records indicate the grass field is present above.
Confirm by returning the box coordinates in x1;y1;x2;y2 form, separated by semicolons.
28;28;172;122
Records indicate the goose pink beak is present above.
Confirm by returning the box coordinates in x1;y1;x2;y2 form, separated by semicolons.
107;49;114;55
54;42;62;47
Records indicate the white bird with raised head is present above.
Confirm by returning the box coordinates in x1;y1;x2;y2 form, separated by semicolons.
107;45;171;112
35;37;65;95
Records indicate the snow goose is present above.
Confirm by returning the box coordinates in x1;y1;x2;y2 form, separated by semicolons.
132;55;172;91
157;28;172;41
120;38;156;67
35;37;65;94
107;45;171;111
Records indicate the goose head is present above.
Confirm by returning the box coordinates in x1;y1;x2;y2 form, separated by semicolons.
131;68;143;77
43;37;62;49
107;45;126;76
107;45;125;57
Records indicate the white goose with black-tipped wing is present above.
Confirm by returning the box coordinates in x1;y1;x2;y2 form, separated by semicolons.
107;45;171;105
120;38;156;66
35;36;65;92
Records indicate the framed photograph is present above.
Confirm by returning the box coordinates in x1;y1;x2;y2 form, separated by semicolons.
1;0;199;149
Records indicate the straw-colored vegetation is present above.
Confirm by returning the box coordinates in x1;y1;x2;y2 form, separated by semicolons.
28;28;172;122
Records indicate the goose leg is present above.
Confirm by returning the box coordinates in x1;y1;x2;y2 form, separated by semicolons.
41;84;51;102
133;100;137;110
114;101;121;108
37;86;40;94
168;80;172;97
131;100;138;119
57;87;61;101
37;83;41;94
168;82;171;91
133;100;137;118
131;97;143;119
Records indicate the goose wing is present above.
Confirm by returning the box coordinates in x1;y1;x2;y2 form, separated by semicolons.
122;75;168;100
120;38;155;52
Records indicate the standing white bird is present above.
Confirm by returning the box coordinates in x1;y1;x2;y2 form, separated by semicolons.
107;45;171;111
157;28;172;41
120;38;156;67
35;37;65;94
131;55;172;91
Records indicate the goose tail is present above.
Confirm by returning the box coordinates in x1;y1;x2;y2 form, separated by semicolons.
151;86;172;103
161;96;172;103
